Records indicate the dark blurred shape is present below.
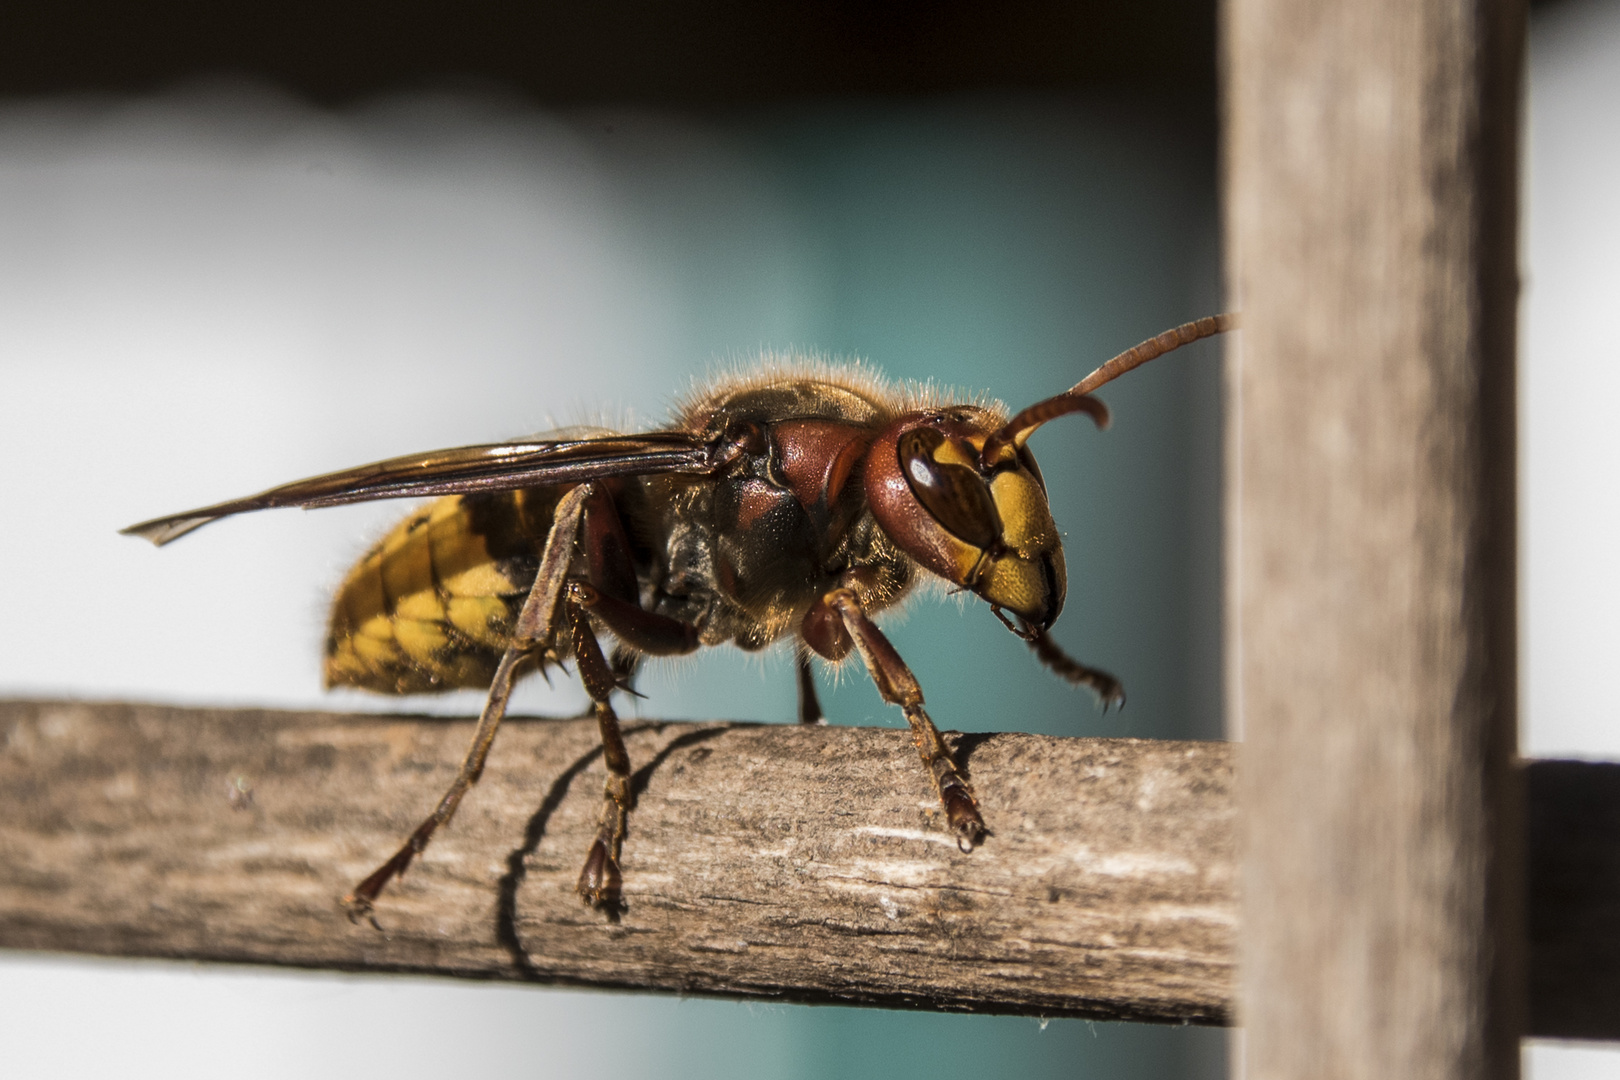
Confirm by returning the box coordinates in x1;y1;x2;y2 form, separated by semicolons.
0;0;1214;105
1528;760;1620;1039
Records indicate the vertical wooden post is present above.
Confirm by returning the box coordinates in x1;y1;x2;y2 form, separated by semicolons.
1225;0;1525;1076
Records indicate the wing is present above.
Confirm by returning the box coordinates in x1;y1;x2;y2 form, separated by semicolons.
122;430;720;546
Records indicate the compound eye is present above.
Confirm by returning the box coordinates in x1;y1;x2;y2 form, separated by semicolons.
898;428;1001;549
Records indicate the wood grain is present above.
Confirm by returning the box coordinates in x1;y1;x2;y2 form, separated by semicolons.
7;700;1620;1036
0;699;1236;1024
1225;0;1525;1075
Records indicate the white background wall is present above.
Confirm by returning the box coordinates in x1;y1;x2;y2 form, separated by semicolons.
1523;0;1620;1076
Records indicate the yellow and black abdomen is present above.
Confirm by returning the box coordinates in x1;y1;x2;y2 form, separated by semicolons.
324;488;558;694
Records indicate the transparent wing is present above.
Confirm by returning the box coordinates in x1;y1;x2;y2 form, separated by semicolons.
122;430;719;546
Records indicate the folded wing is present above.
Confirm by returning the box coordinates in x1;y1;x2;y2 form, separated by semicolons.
121;430;719;546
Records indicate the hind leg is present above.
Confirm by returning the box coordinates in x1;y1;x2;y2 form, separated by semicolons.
344;484;591;925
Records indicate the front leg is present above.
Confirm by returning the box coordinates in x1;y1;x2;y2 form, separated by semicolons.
825;589;986;850
1026;626;1126;710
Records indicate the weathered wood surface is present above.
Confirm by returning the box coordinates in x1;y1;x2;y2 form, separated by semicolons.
6;700;1620;1036
1225;0;1525;1075
0;699;1236;1024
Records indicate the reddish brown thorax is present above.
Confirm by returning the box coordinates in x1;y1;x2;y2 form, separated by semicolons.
772;419;869;539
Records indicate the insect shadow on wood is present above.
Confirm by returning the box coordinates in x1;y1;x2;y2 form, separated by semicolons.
497;721;735;963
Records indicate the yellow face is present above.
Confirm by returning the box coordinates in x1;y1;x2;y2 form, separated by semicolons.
972;467;1066;628
888;420;1067;630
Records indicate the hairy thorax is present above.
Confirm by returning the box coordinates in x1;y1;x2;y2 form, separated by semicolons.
323;373;922;693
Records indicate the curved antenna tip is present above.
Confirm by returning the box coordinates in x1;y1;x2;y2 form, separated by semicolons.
982;312;1237;465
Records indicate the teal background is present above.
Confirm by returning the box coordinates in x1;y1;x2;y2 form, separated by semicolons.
576;97;1228;1079
618;99;1225;747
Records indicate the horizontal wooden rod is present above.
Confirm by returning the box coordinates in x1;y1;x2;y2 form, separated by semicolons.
0;700;1614;1036
1;699;1233;1023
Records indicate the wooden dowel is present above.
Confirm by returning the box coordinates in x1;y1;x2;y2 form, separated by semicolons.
3;700;1618;1035
0;699;1236;1024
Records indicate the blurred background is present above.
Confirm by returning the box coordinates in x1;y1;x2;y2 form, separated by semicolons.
0;0;1612;1076
0;3;1225;1077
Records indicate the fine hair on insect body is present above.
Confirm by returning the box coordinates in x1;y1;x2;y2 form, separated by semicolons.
124;313;1235;923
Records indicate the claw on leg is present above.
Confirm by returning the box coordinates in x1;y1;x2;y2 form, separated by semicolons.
343;818;438;927
576;836;624;908
575;716;630;912
941;781;986;851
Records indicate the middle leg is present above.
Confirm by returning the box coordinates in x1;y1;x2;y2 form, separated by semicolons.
567;584;634;909
796;652;826;725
